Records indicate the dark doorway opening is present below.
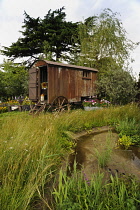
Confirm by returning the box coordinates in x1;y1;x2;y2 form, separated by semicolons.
40;66;48;101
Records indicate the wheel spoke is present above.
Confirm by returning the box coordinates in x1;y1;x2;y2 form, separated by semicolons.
51;96;68;112
58;98;61;106
61;98;65;106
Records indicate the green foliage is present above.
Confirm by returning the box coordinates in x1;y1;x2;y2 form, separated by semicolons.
0;106;8;113
0;71;6;97
116;117;139;136
131;135;140;145
0;113;66;209
76;9;137;72
53;165;104;210
118;135;134;149
2;7;78;62
96;69;138;105
53;166;140;210
42;7;78;60
73;9;138;105
0;104;140;209
116;117;140;146
2;7;138;71
0;60;28;99
95;132;113;167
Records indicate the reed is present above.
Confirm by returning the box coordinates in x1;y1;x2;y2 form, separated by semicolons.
53;165;140;210
95;132;114;168
0;104;140;209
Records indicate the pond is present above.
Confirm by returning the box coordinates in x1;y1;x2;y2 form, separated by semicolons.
69;126;140;181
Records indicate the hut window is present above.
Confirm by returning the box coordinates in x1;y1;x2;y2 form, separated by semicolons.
83;70;91;79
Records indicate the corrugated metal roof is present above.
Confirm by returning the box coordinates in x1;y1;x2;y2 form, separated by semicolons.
44;60;98;72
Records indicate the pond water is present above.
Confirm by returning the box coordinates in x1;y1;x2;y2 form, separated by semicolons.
69;127;140;180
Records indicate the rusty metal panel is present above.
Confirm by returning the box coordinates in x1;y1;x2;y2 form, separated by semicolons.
48;66;71;103
78;70;96;97
69;69;80;102
69;69;76;98
34;60;47;67
29;60;98;104
45;60;98;72
60;68;69;99
47;65;98;103
76;70;83;99
48;66;58;103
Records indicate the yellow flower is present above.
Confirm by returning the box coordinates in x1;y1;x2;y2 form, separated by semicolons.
118;135;133;149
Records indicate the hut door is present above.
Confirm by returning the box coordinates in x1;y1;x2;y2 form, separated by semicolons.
40;66;48;100
29;67;38;100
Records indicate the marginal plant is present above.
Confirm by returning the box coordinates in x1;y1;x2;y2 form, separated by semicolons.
95;132;113;168
116;117;139;137
118;135;133;149
52;166;140;210
116;116;140;146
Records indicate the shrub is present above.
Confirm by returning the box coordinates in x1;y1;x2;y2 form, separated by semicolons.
116;117;140;146
118;135;133;149
96;69;138;105
0;106;8;113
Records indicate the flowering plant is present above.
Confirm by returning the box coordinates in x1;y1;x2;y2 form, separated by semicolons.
7;100;19;105
82;99;110;107
41;82;48;89
22;97;35;105
0;106;8;113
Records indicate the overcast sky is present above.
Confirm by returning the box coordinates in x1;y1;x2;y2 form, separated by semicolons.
0;0;140;78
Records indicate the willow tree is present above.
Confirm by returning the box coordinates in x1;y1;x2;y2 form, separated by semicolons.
73;9;139;104
75;9;138;75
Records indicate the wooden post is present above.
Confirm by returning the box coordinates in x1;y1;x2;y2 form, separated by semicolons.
8;106;11;112
18;105;23;112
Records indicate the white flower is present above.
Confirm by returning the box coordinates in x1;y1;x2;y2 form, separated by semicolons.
24;149;28;152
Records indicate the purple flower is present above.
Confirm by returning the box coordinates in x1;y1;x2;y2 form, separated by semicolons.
82;170;90;185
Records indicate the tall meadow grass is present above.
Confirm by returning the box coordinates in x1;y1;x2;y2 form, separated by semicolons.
0;104;140;209
0;113;65;209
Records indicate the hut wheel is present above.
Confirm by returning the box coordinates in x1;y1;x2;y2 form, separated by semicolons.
51;96;68;112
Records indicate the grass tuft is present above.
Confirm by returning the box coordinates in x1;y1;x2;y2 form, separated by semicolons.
0;104;140;209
